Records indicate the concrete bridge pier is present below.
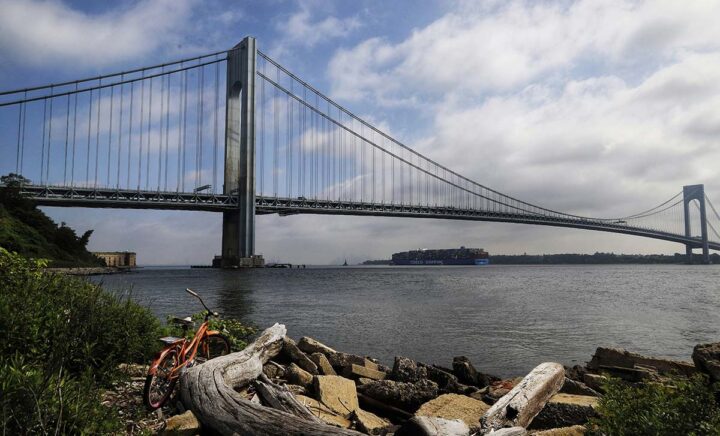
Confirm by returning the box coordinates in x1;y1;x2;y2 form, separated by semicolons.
683;184;710;264
221;37;262;268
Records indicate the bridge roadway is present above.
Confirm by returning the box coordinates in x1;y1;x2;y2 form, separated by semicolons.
16;184;720;250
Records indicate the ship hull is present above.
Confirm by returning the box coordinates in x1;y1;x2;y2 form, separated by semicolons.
392;258;489;266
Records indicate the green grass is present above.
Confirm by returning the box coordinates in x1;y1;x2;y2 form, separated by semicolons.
588;375;720;436
0;248;162;434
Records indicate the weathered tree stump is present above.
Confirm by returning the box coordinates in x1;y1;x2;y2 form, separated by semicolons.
180;323;363;435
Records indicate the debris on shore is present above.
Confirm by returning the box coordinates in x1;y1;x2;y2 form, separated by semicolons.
115;326;720;435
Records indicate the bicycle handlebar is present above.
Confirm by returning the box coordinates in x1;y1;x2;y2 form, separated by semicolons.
185;288;219;317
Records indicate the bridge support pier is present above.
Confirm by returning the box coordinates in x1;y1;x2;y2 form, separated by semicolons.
683;184;710;264
221;37;261;268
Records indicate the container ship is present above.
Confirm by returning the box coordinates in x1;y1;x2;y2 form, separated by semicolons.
391;246;490;265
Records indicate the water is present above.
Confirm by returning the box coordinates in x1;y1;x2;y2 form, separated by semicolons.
95;264;720;377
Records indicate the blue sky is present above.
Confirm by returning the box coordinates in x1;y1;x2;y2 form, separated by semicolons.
1;0;720;265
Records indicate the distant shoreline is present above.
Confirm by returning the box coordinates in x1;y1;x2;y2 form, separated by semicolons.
45;266;136;276
363;252;719;265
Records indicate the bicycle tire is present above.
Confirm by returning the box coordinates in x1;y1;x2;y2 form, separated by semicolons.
198;333;231;362
143;348;179;410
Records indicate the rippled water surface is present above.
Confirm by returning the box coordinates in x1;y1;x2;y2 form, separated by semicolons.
95;264;720;377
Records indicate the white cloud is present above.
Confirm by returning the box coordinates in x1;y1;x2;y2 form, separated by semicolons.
0;0;198;69
270;4;361;57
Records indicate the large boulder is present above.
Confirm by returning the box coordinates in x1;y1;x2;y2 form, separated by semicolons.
314;375;360;416
693;342;720;382
392;356;428;383
358;379;439;412
297;336;337;356
559;378;600;397
162;410;201;436
529;394;598;430
310;352;337;376
353;409;391;435
343;363;387;381
282;337;319;375
587;347;696;377
294;394;351;428
327;351;368;371
396;416;470;436
286;362;313;389
530;426;585;436
415;393;490;431
452;356;497;387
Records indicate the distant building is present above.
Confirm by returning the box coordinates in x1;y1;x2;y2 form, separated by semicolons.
93;251;136;267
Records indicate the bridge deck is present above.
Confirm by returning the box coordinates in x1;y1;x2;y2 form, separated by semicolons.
15;185;719;250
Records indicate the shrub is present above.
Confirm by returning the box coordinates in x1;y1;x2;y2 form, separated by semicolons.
0;247;163;434
588;375;720;436
166;311;257;352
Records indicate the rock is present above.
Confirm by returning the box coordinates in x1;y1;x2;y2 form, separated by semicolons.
314;375;360;416
393;356;428;383
353;409;391;435
452;356;497;387
489;427;527;436
297;336;338;356
294;394;352;428
162;410;200;436
530;425;586;436
587;347;696;377
310;352;337;376
364;359;380;371
327;351;367;370
343;363;387;381
594;365;656;382
559;378;600;397
422;364;457;387
529;394;598;430
582;374;607;393
262;362;286;379
693;342;720;382
357;377;375;386
286;362;313;388
396;416;470;436
415;393;490;431
565;365;587;382
485;377;523;403
453;356;480;385
358;379;439;412
282;337;319;375
482;362;565;431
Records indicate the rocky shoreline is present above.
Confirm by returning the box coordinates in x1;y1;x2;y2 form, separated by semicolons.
140;327;720;436
45;266;135;275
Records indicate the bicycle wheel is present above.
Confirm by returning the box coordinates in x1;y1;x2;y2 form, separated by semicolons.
198;333;231;362
143;348;179;410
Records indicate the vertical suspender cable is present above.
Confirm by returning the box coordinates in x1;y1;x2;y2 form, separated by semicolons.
164;74;170;191
86;90;93;186
213;61;219;194
95;84;101;189
47;89;54;185
107;85;114;187
138;78;145;189
159;68;165;190
146;77;153;190
259;65;265;196
182;69;188;192
71;86;78;186
128;81;134;187
118;80;124;188
63;93;70;185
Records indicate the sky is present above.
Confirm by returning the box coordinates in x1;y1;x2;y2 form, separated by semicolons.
1;0;720;265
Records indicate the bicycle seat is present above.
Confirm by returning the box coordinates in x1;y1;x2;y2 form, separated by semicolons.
171;316;194;327
159;336;183;345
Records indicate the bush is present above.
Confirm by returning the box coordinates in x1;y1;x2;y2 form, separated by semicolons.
166;311;257;352
588;375;720;436
0;247;162;434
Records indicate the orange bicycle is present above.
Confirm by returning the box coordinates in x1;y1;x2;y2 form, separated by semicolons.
143;288;231;410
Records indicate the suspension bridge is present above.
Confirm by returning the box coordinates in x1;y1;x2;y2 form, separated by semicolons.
1;37;719;266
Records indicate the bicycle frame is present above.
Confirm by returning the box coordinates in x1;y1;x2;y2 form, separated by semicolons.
148;319;222;380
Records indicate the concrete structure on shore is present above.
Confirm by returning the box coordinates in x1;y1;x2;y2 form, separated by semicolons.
93;251;137;267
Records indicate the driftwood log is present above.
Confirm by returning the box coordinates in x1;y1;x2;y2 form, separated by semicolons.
180;323;363;435
481;362;564;431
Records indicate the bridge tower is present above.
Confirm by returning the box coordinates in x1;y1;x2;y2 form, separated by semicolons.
221;37;258;268
683;184;710;264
